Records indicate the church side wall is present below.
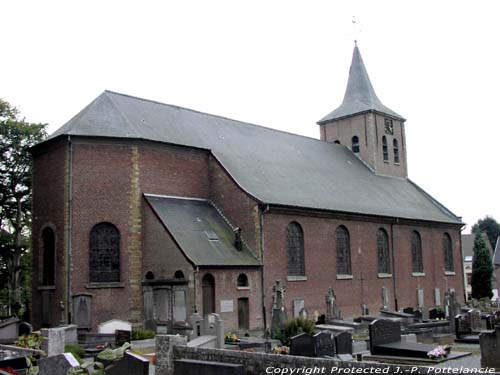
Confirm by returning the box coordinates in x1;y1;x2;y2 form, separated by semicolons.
31;140;68;329
209;156;261;256
263;211;464;322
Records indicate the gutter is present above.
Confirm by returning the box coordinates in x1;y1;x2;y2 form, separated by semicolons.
67;135;73;323
260;204;269;335
458;223;466;302
391;221;398;311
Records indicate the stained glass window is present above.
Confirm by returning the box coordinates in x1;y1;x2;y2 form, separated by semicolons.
377;229;390;274
411;230;423;273
89;223;120;283
287;222;305;276
443;233;454;272
336;226;352;275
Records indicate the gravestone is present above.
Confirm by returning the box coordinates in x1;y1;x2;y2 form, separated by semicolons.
421;307;429;321
115;330;131;347
107;351;149;375
361;304;369;316
403;307;414;315
72;294;92;329
444;290;459;334
293;299;305;318
0;349;28;372
480;326;500;370
334;331;353;354
270;280;287;338
369;319;437;359
41;326;65;357
369;319;401;354
38;353;79;375
98;319;132;334
429;308;438;320
173;290;187;322
434;288;441;306
417;289;424;308
413;309;422;321
469;309;482;333
485;314;496;330
381;287;390;311
299;308;308;319
189;312;202;339
0;317;20;343
314;331;336;357
326;288;341;321
455;313;479;343
290;332;315;357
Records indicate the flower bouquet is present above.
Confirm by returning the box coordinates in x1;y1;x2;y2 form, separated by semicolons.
427;345;451;360
272;345;290;355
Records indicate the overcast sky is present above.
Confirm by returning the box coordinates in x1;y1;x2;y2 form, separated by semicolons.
2;1;499;233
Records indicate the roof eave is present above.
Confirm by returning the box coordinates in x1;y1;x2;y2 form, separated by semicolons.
317;109;406;125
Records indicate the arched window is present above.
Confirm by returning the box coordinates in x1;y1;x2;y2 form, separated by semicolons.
42;227;55;286
174;270;185;279
351;136;360;153
443;233;454;272
237;273;249;287
411;231;423;273
377;229;391;274
393;139;400;163
89;223;120;283
382;136;389;161
286;222;305;276
336;226;352;275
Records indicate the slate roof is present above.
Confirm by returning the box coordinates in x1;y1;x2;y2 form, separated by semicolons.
317;44;405;124
461;233;494;260
144;194;260;267
45;88;461;225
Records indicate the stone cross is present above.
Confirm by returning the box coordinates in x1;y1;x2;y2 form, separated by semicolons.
273;280;285;310
326;288;338;321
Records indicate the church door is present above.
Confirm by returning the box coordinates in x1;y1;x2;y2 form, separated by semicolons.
238;298;249;330
202;273;215;316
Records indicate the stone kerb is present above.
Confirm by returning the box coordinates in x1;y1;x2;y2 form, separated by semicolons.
41;326;66;357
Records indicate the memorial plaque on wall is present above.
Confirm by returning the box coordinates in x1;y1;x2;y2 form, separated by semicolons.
220;300;234;313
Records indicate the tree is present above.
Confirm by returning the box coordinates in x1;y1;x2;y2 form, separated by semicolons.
0;98;47;316
472;216;500;250
470;232;494;300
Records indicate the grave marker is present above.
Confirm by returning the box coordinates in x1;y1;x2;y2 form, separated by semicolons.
335;331;353;354
38;353;79;375
480;326;500;370
314;331;336;357
290;332;315;357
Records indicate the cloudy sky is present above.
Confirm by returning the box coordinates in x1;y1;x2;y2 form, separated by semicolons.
2;1;499;232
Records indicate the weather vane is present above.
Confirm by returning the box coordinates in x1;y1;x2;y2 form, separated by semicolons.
352;15;361;44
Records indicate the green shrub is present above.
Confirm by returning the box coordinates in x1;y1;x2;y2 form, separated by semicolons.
273;317;315;346
65;344;86;364
15;334;44;350
131;328;155;340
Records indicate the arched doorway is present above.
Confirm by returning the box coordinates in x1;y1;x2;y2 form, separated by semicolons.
202;273;215;316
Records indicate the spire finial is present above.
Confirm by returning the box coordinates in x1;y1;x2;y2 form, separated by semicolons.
352;16;360;45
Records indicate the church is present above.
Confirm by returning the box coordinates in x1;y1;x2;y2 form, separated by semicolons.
30;45;465;332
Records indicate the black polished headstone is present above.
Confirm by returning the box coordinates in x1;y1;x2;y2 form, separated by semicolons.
369;319;401;354
107;351;149;375
115;330;131;347
335;331;353;354
402;307;414;315
290;332;315;357
314;331;335;357
0;350;28;371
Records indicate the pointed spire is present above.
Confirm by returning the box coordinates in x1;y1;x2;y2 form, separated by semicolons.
318;44;404;124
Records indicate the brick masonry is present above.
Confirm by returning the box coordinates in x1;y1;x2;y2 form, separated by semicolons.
31;136;465;332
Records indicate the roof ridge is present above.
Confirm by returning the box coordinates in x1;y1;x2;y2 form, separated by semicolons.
103;89;328;145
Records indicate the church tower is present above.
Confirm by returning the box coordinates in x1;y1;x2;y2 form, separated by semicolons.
318;44;407;178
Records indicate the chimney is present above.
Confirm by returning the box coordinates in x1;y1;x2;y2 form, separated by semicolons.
234;227;242;251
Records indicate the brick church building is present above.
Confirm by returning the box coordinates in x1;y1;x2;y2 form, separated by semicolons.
30;45;465;332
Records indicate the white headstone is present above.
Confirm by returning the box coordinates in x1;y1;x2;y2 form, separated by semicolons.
98;319;132;334
434;288;441;306
293;299;305;318
417;288;424;308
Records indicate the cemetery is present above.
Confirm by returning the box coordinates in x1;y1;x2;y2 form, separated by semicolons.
1;283;500;374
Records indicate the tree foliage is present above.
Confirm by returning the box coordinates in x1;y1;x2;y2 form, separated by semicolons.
470;232;494;300
0;98;47;315
472;216;500;250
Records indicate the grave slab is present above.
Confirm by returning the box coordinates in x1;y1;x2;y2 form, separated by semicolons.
174;359;244;375
38;353;79;375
